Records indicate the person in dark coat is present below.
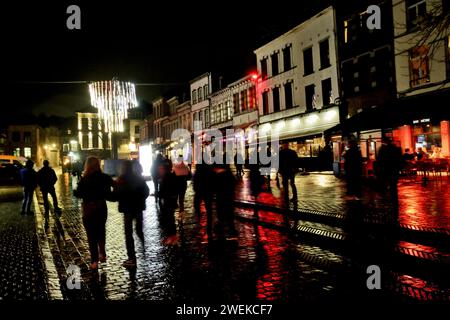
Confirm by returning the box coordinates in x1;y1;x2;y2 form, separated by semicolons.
278;142;298;202
151;153;164;199
37;160;62;216
157;163;178;245
214;159;237;240
172;155;191;212
193;162;214;236
114;160;149;268
234;152;244;178
20;160;37;215
377;137;403;199
343;140;363;200
74;156;114;270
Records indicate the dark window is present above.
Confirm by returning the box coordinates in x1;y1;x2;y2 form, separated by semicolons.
241;90;248;112
447;36;450;79
192;90;197;104
261;58;268;79
303;47;314;75
358;54;371;92
283;46;292;71
284;82;293;109
12;131;20;142
203;84;209;97
305;84;315;111
262;91;269;115
92;133;99;149
82;134;89;149
271;53;279;76
248;86;256;109
341;60;354;95
92;118;98;132
273;87;280;112
81;118;88;131
23;132;31;143
321;78;332;106
407;0;427;30
233;93;240;114
374;47;392;88
134;125;140;134
319;39;330;69
103;133;110;149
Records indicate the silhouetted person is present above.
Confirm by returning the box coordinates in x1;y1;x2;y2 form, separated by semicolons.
172;155;191;212
377;137;402;200
193;162;214;237
343;140;363;200
37;160;62;216
402;148;415;162
278;142;298;202
114;160;149;269
151;154;164;199
234;152;244;178
416;147;426;161
72;161;83;180
249;162;264;199
214;160;237;240
74;156;114;270
158;163;178;245
20;160;37;215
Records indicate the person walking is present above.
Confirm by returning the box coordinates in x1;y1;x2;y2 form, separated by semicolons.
74;156;114;270
214;160;238;240
278;142;298;203
234;152;244;178
193;161;214;237
342;140;363;201
172;155;191;212
377;137;403;200
151;154;164;199
157;162;178;245
20;160;37;215
114;161;149;269
37;160;62;216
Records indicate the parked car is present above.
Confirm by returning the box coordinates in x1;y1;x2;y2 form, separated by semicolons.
0;156;25;185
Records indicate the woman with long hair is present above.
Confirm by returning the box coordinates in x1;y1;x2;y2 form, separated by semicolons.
74;156;114;270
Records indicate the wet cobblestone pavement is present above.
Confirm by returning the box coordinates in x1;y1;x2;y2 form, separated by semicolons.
27;172;450;302
0;200;48;300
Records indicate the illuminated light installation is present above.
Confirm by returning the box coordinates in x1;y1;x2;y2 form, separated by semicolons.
88;80;138;133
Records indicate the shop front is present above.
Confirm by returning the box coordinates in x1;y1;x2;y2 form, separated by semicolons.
258;105;340;171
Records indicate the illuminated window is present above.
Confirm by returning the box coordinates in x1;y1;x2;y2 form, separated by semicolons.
248;86;256;109
344;20;349;43
409;45;430;87
14;148;20;157
24;147;31;158
233;93;240;114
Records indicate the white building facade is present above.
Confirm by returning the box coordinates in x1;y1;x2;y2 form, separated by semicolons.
190;73;212;132
254;6;340;158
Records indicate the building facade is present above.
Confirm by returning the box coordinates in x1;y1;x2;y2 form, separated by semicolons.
254;6;340;160
392;0;450;157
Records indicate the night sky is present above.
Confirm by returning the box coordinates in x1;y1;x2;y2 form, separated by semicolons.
1;0;331;124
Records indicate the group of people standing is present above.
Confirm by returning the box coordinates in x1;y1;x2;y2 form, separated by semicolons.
19;159;61;216
342;137;403;201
